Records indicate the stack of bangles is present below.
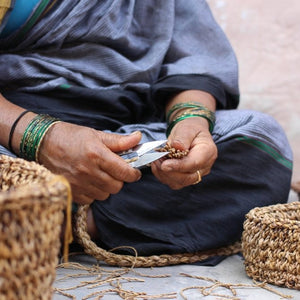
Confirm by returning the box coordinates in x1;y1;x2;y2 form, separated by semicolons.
8;111;61;163
166;102;216;137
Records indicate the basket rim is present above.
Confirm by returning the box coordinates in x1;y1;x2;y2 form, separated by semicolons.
0;155;70;207
0;179;68;207
245;202;300;228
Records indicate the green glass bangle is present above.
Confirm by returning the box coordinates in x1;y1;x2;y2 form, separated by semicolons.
22;117;59;161
35;120;61;162
20;114;46;158
166;113;215;137
166;102;212;124
30;118;55;161
20;115;48;160
19;114;60;161
24;118;54;160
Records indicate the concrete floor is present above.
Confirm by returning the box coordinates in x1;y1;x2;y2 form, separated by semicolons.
53;254;300;300
53;190;300;300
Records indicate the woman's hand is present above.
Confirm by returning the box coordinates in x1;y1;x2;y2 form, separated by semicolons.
151;116;217;189
38;122;142;205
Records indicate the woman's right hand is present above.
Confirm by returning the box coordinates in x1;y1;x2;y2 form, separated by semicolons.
38;121;142;205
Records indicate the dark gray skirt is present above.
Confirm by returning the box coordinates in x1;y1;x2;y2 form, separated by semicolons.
1;109;293;261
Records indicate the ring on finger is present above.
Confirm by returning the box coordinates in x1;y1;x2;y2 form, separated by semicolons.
193;170;202;185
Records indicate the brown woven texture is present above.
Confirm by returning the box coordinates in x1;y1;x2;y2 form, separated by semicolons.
0;155;70;300
242;201;300;290
75;204;242;268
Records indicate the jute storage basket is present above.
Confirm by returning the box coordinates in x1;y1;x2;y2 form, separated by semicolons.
0;155;71;300
242;201;300;290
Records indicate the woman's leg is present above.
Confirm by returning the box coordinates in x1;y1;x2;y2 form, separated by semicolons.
1;109;293;257
90;110;293;256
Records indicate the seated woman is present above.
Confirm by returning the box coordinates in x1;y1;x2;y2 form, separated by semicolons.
0;0;293;261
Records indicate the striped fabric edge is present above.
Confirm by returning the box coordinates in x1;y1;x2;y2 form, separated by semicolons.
39;0;58;18
7;0;50;47
235;136;293;170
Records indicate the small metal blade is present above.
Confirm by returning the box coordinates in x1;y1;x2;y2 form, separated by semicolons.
133;140;167;157
129;152;169;169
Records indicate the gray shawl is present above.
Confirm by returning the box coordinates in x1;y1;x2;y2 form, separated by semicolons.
0;0;239;98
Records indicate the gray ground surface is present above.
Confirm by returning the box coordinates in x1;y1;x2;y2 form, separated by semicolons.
53;190;300;300
53;254;299;300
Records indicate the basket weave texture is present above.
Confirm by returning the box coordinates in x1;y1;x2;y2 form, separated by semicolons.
0;155;69;300
242;201;300;290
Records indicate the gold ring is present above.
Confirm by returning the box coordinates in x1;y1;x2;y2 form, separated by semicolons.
193;170;201;185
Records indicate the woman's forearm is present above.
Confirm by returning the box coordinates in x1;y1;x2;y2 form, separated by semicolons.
0;94;36;153
166;90;216;113
165;90;217;133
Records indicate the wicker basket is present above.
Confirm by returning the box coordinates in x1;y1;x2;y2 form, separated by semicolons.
0;155;71;300
242;201;300;290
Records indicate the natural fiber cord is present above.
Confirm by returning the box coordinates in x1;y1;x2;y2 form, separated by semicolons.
74;204;242;268
0;155;71;300
242;201;300;290
72;169;300;290
73;145;241;268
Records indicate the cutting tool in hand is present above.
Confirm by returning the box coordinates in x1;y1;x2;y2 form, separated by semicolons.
119;139;169;169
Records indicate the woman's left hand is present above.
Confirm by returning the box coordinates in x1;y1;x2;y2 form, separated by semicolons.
151;116;217;189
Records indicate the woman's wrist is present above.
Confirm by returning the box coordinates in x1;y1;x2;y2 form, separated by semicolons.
0;94;36;150
18;114;61;162
166;90;216;137
4;104;61;163
9;111;37;155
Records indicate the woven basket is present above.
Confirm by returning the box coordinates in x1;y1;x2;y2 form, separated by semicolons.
0;155;71;300
242;201;300;290
75;204;242;267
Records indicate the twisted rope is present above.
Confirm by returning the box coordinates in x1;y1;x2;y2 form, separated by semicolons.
74;204;241;267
